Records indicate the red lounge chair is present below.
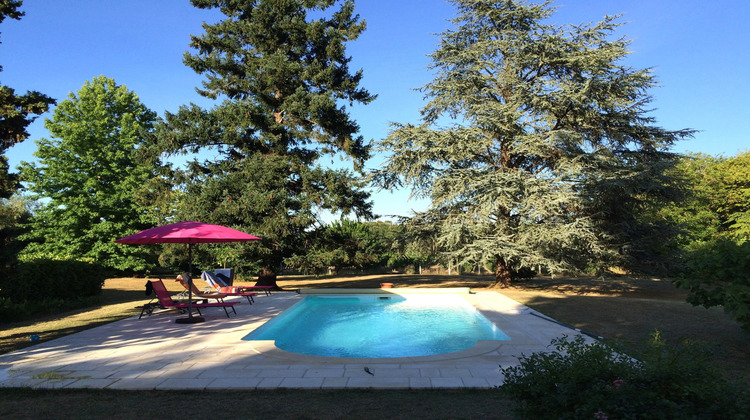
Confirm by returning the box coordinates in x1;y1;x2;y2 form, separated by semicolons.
143;279;238;319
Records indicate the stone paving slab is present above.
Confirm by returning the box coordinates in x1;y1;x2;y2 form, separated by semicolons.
0;290;595;389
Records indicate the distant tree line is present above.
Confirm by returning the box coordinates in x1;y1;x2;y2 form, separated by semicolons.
0;0;747;329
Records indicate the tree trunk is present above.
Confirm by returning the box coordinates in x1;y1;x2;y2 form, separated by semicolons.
492;256;512;288
255;267;283;291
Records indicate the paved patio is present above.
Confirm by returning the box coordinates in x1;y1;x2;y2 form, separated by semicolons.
0;290;593;389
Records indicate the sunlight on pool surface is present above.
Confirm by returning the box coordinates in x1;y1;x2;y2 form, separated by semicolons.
243;294;509;358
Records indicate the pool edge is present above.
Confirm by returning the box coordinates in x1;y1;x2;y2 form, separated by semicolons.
297;287;472;294
245;289;508;363
245;339;506;364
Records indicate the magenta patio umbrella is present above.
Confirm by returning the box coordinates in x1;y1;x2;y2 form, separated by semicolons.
115;221;261;323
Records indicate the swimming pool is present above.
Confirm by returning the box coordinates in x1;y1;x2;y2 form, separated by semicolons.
243;294;510;358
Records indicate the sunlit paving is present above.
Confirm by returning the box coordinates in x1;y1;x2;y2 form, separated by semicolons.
0;287;597;389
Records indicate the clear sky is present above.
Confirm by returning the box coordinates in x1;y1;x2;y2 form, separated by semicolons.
2;0;748;220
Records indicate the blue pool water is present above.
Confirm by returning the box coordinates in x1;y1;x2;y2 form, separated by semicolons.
243;294;510;358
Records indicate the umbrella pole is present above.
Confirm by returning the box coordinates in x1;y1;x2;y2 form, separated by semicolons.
176;242;205;324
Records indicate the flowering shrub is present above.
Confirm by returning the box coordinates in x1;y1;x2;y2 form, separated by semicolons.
500;333;748;419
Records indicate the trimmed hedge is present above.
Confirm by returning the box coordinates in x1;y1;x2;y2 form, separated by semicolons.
0;258;108;303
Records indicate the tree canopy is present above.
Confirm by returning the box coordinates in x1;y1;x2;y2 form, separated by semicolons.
0;0;55;198
19;76;157;271
149;0;375;285
667;152;750;330
376;0;693;286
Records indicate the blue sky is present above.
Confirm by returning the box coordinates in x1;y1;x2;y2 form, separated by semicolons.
2;0;748;220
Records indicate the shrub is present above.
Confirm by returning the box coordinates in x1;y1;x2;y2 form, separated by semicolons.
512;266;536;280
0;296;101;323
500;333;749;419
0;297;31;321
675;237;750;330
0;258;109;303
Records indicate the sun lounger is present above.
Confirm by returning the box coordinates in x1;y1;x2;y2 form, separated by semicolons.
176;274;227;299
144;279;238;319
215;268;234;286
175;275;238;314
201;271;271;303
204;270;273;296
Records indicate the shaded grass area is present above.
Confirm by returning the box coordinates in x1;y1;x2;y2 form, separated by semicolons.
0;389;513;420
515;294;749;379
500;278;749;383
0;278;184;354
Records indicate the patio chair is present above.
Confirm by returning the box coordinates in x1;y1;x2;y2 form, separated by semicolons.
144;279;238;319
201;271;261;303
138;281;166;319
205;269;273;296
175;275;237;314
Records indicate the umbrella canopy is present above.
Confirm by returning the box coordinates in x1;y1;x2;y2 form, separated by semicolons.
115;221;260;244
115;221;260;324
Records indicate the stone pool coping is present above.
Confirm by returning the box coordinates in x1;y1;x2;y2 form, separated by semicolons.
298;287;472;294
0;289;595;389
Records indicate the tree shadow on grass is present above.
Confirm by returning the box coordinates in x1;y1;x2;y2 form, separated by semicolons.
517;293;750;382
273;273;497;290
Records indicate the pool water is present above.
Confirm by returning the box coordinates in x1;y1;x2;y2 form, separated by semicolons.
243;294;510;358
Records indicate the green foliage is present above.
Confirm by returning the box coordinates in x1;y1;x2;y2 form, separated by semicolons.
0;155;19;199
662;154;737;246
286;220;400;274
0;296;31;321
0;257;108;308
664;153;750;329
323;220;380;271
368;222;423;269
0;295;102;323
0;194;34;269
676;238;750;330
151;0;375;282
661;151;750;246
0;1;56;198
18;76;158;272
393;215;442;270
0;85;55;157
0;1;24;23
711;152;750;239
375;0;693;286
501;334;749;419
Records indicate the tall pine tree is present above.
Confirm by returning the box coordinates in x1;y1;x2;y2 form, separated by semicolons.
376;0;694;287
151;0;374;286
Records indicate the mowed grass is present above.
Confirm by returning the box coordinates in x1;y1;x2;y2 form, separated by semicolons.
0;388;514;420
0;274;747;419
